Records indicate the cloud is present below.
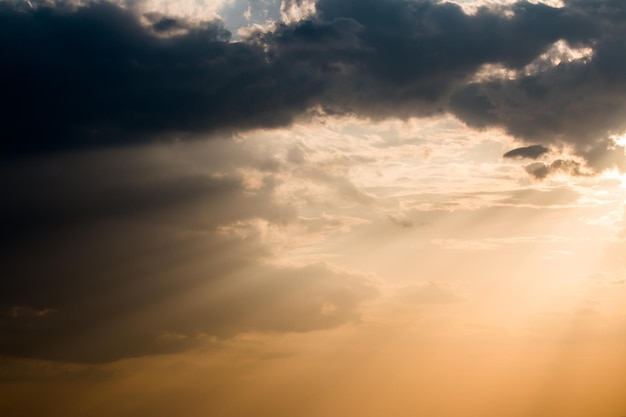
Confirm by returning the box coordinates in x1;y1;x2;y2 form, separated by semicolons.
524;158;586;179
303;0;602;123
449;1;626;170
0;145;377;363
387;214;415;228
0;356;112;382
498;186;580;206
0;145;295;243
1;0;625;169
280;0;316;22
0;1;321;156
503;144;549;159
0;226;377;363
149;16;189;33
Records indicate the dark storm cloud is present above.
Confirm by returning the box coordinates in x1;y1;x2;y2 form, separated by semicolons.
503;145;549;159
309;0;598;117
2;0;624;167
449;0;626;170
450;62;626;171
0;1;322;156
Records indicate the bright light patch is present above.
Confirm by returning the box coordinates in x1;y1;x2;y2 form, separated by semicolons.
611;133;626;149
472;40;594;82
452;0;564;15
601;167;626;188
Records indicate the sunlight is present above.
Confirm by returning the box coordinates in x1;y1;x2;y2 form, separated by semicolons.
3;1;626;416
611;133;626;148
601;167;626;188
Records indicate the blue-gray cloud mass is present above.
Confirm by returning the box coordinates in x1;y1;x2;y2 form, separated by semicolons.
1;0;625;168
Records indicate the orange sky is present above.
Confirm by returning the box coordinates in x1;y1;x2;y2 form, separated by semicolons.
2;117;626;416
2;0;626;416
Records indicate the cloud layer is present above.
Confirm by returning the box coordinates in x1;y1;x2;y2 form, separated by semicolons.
1;0;625;168
0;145;377;362
2;0;626;364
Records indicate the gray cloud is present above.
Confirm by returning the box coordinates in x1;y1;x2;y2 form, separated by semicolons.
1;0;625;169
0;1;322;155
503;145;550;159
0;146;376;363
524;158;586;179
0;252;376;362
450;1;626;170
309;0;599;117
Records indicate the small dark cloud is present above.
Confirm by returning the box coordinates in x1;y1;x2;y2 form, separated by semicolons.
387;214;414;228
525;162;549;179
524;158;586;179
151;17;186;33
503;145;549;159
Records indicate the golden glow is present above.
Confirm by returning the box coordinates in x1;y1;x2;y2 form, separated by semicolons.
612;133;626;148
2;118;626;417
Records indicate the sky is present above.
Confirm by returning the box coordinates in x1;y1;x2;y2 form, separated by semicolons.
1;0;626;416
